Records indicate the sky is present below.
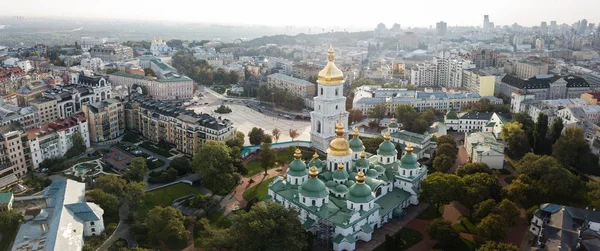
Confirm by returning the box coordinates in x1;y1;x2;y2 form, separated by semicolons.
1;0;599;29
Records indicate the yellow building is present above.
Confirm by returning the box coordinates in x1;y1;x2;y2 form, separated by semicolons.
82;99;125;143
125;97;236;154
462;69;495;96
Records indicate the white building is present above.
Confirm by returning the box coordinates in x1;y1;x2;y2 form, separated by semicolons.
89;45;133;62
28;113;90;168
434;52;475;88
44;72;112;119
80;57;104;72
464;131;504;169
410;63;436;87
310;47;349;152
382;118;435;159
150;39;171;55
17;60;33;72
12;179;105;251
267;73;316;98
529;204;600;250
81;36;119;52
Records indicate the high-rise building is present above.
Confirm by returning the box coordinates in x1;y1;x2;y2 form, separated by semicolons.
82;99;125;143
434;52;475;88
0;126;28;180
483;15;490;31
410;63;437;86
310;47;348;152
541;22;548;32
436;21;447;35
580;19;588;34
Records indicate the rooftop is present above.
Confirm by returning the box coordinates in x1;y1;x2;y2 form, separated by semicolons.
27;113;86;140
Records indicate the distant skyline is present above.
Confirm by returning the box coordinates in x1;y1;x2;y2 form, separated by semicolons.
1;0;599;29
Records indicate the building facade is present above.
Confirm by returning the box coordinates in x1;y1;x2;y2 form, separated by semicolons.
267;73;316;98
0;126;28;179
514;60;549;79
82;99;125;143
464;132;504;169
462;69;495;96
496;74;590;101
410;63;437;87
89;45;133;62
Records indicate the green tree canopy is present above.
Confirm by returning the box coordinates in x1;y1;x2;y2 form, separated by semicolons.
126;157;149;182
435;135;456;149
368;103;387;122
0;210;24;234
169;156;192;175
362;137;384;153
86;189;120;222
271;128;281;143
248;127;266;145
533;113;549;154
94;175;126;196
552;127;600;175
512;112;535;146
260;143;277;175
473;199;497;222
124;181;147;208
420;173;465;210
548;117;564;146
460;173;497;212
192;141;240;195
477;214;508;241
65;131;86;158
456;163;491;177
477;241;518;251
195;218;233;250
349;109;364;124
227;202;308;251
145;206;189;245
433;155;454;173
493;199;520;226
426;218;460;248
501;121;531;159
587;180;600;210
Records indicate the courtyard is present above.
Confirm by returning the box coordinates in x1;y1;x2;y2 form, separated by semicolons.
190;104;311;145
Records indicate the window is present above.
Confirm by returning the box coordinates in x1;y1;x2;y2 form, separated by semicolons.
320;88;323;95
360;204;363;211
90;222;95;226
387;157;390;162
312;200;316;206
91;228;96;232
335;89;339;96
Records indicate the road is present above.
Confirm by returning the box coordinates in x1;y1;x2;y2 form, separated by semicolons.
96;202;131;251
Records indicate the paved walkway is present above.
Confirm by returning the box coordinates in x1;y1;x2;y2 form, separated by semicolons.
96;202;131;251
231;163;289;209
406;219;436;251
355;203;429;251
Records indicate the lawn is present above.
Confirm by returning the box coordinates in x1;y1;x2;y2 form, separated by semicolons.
139;141;173;157
453;216;477;234
244;148;315;178
137;183;203;218
374;227;423;251
243;177;276;202
417;204;442;220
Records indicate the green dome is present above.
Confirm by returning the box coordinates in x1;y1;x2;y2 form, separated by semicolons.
335;184;349;193
345;180;355;187
288;159;308;177
400;145;420;169
388;122;398;128
347;183;374;203
325;180;337;188
377;141;397;156
349;137;364;151
356;158;369;168
374;165;385;173
366;169;379;178
308;158;324;169
333;168;349;180
300;178;329;198
348;172;357;181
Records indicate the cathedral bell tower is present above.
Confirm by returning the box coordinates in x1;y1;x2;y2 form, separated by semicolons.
310;46;349;152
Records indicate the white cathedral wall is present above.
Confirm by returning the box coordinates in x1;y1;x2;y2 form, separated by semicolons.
326;154;353;172
334;242;355;251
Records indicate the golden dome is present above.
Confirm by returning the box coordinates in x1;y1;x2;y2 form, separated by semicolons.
338;162;345;170
360;151;366;158
312;151;319;159
391;117;396;123
356;171;365;184
309;166;319;178
405;143;414;154
353;127;359;138
294;148;302;159
317;46;344;85
384;131;391;141
327;122;352;157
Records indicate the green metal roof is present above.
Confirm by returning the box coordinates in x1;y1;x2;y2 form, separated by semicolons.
349;137;364;151
388;122;399;128
485;122;496;127
377;141;397;156
333;168;349;180
288;159;308;177
446;110;458;119
299;178;329;198
347;183;375;203
308;158;324;169
390;130;428;143
361;224;374;233
0;192;13;204
400;152;420;169
376;189;411;216
303;218;315;229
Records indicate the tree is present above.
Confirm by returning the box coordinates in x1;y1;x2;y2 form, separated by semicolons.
587;180;600;210
215;105;232;114
94;175;126;196
192;141;240;195
348;109;363;124
169;157;192;175
501;174;531;203
87;189;120;221
271;128;281;143
420;173;465;211
512;112;535;146
126;157;149;182
436;143;458;159
368;103;387;122
145;206;189;245
533;113;549;154
227;201;308;251
477;241;518;251
396;143;403;159
236;131;245;143
433;155;454;173
124;181;147;208
395;104;418;125
362;137;384;153
65;131;86;158
548;117;564;146
552;127;599;174
248;127;265;145
0;210;24;235
461;173;497;213
435;135;456;149
501;122;530;159
473;199;497;222
426;219;460;248
421;108;437;125
477;214;508;241
494;199;520;226
260;143;277;175
456;163;491;177
263;134;273;144
289;129;300;141
195;218;233;250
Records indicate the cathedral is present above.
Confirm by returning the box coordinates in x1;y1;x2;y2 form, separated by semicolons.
267;47;428;251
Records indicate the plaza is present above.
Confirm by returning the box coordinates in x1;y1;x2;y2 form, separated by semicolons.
190;104;312;145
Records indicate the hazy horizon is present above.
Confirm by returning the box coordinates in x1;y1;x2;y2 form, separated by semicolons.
1;0;599;29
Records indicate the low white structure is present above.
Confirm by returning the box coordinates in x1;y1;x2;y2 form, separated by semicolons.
529;204;600;250
464;132;504;169
12;179;105;251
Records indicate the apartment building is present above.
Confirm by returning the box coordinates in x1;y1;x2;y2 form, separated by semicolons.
293;63;323;80
267;73;316;98
410;63;437;86
0;102;40;130
465;49;499;68
0;126;29;179
43;72;112;119
125;97;236;154
90;45;133;62
434;52;476;88
81;36;119;51
462;69;495;96
496;74;590;101
28;113;90;168
29;97;58;124
82;99;125;143
15;79;51;106
514;60;548;79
